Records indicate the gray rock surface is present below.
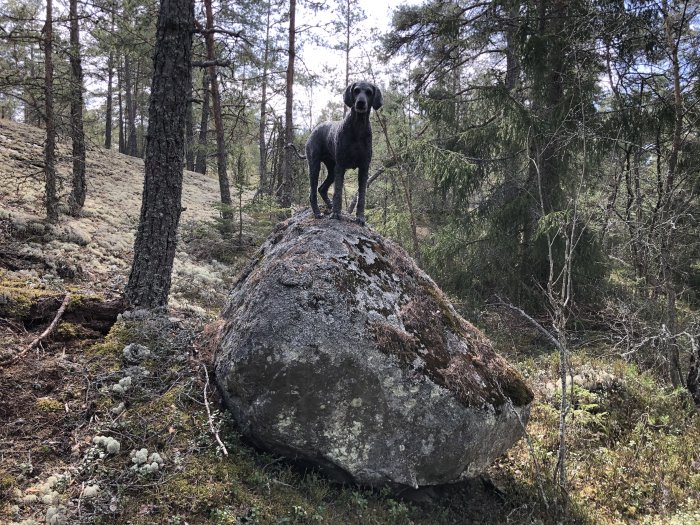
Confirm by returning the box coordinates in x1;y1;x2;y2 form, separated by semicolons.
215;210;533;487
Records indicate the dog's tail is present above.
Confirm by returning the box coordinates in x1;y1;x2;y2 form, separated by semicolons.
285;143;306;160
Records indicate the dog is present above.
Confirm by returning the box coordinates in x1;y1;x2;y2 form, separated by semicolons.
305;81;383;225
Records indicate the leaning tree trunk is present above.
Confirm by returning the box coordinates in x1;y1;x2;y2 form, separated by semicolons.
124;0;194;308
203;0;233;219
68;0;86;216
44;0;59;223
194;72;210;175
278;0;296;208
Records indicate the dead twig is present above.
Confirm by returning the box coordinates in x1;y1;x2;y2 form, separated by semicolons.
493;295;562;352
15;292;71;360
201;363;228;456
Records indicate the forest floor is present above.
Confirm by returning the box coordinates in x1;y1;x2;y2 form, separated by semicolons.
0;118;699;525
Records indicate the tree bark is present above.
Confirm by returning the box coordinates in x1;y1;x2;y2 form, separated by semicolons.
343;0;350;117
258;0;272;194
661;0;684;388
194;72;210;174
203;0;233;219
117;59;125;153
105;50;114;149
124;54;138;157
278;0;296;208
124;0;194;308
68;0;86;216
43;0;59;223
105;9;116;149
185;77;195;171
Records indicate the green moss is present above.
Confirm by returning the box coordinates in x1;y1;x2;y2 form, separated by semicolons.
371;291;533;410
0;473;16;494
423;283;464;335
0;277;47;318
85;321;135;370
36;397;64;412
56;321;81;338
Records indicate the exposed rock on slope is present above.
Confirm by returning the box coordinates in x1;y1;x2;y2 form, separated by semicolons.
215;211;533;488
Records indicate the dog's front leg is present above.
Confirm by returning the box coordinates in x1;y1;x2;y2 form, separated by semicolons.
308;159;323;219
331;165;345;220
356;165;369;225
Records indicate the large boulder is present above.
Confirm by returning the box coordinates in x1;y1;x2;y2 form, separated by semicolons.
215;211;533;488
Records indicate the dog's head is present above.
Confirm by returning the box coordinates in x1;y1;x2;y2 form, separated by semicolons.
344;82;383;114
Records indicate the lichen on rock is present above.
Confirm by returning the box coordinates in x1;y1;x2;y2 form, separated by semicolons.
215;210;533;488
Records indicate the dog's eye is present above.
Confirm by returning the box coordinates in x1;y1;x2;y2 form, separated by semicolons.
354;88;361;94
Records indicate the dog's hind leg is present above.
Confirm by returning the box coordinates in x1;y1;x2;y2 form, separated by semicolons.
319;160;335;212
308;157;323;219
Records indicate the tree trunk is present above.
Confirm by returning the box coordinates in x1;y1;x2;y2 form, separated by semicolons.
520;0;565;287
194;72;210;174
68;0;86;216
687;334;700;406
118;59;125;154
124;0;194;308
278;0;296;208
185;76;195;171
343;0;350;117
662;1;683;388
124;54;138;157
105;50;114;149
203;0;233;219
258;0;272;193
44;0;59;224
135;59;144;157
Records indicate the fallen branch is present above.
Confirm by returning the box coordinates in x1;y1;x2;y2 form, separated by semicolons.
494;295;563;352
201;363;228;456
15;293;71;360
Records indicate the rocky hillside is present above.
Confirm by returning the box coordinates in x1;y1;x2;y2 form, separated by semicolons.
0;118;242;311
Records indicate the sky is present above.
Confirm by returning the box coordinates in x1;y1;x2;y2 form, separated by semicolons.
293;0;417;128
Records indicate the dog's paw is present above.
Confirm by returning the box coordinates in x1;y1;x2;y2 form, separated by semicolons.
330;212;342;220
355;215;366;226
313;211;323;219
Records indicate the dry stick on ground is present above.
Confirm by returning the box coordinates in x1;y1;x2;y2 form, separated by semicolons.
15;292;72;360
202;363;228;456
494;295;563;352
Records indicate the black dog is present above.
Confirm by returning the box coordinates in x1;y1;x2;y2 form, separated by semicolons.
305;81;383;225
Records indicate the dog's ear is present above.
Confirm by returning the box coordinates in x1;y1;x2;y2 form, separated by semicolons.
344;83;356;108
371;85;383;110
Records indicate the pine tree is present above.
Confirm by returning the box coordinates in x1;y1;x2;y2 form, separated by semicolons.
124;0;195;308
67;0;86;216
